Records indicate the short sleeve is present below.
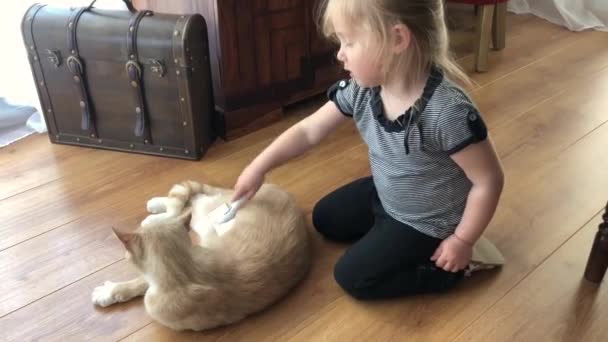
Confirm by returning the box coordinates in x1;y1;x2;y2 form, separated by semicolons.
433;100;488;154
327;79;357;117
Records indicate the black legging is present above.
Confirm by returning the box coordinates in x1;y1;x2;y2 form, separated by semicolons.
312;177;464;300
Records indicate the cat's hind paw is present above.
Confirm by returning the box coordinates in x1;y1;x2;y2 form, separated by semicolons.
146;197;167;214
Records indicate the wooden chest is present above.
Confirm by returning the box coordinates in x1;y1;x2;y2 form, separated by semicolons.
22;1;216;160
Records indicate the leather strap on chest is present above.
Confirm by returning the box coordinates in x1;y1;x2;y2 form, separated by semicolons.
126;10;154;144
67;7;97;137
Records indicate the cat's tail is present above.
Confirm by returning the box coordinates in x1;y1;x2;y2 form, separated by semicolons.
168;180;219;206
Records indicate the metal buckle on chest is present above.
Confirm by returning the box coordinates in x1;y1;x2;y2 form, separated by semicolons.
46;49;62;67
149;59;165;77
125;60;142;78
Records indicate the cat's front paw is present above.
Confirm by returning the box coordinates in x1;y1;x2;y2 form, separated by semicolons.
92;281;123;307
146;197;167;214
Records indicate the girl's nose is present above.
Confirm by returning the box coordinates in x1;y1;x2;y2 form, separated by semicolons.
337;47;346;62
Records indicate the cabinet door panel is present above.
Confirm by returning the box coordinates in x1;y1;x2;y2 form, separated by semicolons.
308;1;336;55
218;0;257;94
267;0;304;11
254;3;307;86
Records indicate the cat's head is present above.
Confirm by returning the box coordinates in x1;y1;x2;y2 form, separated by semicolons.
111;209;192;271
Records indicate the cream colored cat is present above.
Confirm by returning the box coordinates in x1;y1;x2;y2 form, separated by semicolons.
92;181;311;331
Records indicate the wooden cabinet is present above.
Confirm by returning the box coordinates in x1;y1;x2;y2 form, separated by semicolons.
134;0;344;138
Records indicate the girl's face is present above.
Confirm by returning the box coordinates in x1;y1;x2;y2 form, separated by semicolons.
334;19;382;87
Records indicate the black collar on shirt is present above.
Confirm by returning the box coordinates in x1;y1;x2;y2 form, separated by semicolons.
369;65;444;154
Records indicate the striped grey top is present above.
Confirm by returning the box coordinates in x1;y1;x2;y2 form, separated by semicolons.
327;66;487;239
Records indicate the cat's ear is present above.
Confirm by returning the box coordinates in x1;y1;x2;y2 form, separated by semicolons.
176;207;192;231
112;227;138;248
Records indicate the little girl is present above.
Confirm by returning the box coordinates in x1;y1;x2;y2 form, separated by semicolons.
232;0;504;300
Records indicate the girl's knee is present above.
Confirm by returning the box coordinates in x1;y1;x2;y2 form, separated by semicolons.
312;198;333;238
333;256;373;300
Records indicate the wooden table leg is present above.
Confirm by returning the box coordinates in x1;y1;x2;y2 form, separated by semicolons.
584;202;608;283
492;2;507;50
474;4;495;72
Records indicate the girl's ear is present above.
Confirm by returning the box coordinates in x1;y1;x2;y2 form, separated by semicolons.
392;23;411;54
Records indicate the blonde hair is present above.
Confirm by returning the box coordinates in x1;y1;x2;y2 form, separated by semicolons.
318;0;471;88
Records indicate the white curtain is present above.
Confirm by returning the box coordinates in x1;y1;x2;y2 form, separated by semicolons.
508;0;608;32
0;0;127;147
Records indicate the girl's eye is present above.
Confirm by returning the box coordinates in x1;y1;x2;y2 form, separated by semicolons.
343;42;353;48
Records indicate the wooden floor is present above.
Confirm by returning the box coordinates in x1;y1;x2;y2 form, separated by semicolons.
2;10;608;342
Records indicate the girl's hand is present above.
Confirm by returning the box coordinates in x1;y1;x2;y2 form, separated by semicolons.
430;234;473;272
232;164;265;202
